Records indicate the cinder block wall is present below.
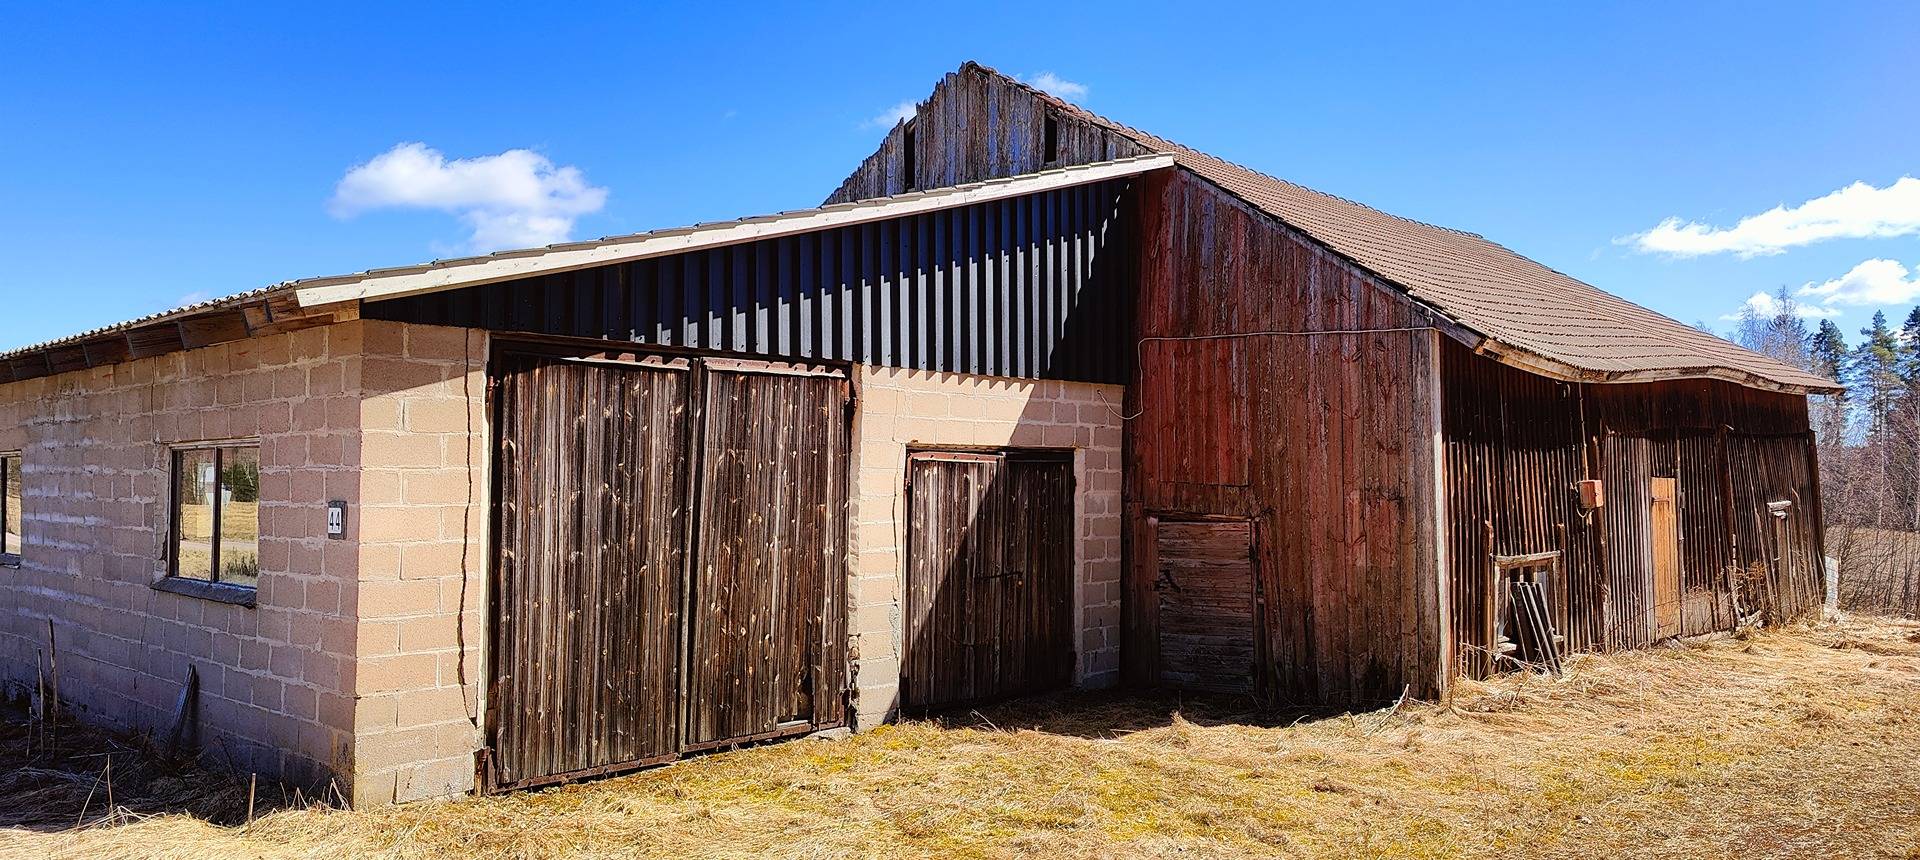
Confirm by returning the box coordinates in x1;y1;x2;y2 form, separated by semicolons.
347;321;489;806
0;325;364;789
847;366;1125;729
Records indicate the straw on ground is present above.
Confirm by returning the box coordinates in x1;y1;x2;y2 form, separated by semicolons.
5;614;1919;860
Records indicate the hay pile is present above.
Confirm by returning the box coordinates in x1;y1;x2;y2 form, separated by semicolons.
6;615;1919;860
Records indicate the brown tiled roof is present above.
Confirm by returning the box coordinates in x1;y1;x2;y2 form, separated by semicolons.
968;64;1838;394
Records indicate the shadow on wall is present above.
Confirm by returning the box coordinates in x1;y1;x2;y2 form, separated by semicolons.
897;450;1077;713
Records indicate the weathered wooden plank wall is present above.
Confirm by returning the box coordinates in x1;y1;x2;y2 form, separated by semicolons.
366;180;1139;385
1440;340;1825;676
901;451;1074;709
824;65;1148;204
1125;168;1445;705
1441;343;1602;671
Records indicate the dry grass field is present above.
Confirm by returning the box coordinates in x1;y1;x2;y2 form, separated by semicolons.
5;615;1919;860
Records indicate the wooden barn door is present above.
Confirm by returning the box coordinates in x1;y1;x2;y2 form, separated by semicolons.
683;359;850;748
488;350;849;790
488;352;692;788
901;451;1075;710
1150;519;1256;693
1650;477;1682;638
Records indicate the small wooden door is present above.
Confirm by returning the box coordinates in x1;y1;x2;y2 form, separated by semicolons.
1650;477;1682;638
902;451;1075;709
1152;519;1256;692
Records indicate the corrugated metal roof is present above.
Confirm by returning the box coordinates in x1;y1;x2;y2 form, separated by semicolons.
962;63;1839;394
0;155;1173;365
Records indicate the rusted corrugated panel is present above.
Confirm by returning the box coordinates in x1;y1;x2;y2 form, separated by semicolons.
1727;434;1825;619
1676;434;1733;636
1152;520;1256;693
488;351;690;787
684;361;850;745
901;451;1074;709
365;180;1137;384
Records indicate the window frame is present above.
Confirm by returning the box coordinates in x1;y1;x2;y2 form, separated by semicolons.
0;451;20;567
160;441;260;606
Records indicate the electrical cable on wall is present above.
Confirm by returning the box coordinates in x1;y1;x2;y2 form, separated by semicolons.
1106;324;1438;421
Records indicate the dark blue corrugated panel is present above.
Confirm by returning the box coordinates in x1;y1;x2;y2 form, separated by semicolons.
365;179;1137;384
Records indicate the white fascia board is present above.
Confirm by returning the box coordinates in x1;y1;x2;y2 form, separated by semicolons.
293;155;1175;308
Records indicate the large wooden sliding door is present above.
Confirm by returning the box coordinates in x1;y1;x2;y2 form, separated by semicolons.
489;353;690;787
487;347;848;790
684;360;850;747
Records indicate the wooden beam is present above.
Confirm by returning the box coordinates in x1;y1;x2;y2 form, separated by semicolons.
82;337;132;368
126;323;185;358
176;310;251;349
45;345;90;376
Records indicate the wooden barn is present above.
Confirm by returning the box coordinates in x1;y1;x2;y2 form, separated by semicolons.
0;62;1834;804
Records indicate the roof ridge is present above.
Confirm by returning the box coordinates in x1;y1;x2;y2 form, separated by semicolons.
959;61;1486;240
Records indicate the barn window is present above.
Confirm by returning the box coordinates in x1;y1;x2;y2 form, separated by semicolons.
902;123;918;191
1043;114;1060;164
1;453;20;565
168;444;261;593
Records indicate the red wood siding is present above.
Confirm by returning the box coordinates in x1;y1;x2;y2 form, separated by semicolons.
1124;168;1445;704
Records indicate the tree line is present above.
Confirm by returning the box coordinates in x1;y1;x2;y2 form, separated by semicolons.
1733;287;1920;615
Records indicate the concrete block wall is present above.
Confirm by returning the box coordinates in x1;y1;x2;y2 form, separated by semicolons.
0;325;363;788
348;321;488;806
847;366;1125;729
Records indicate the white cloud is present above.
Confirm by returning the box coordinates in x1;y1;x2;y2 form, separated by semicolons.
1721;290;1834;321
329;142;608;252
1795;258;1920;308
864;100;917;129
1621;176;1920;258
1021;71;1089;101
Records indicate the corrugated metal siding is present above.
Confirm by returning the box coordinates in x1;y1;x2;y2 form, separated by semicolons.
1441;341;1600;673
366;181;1138;384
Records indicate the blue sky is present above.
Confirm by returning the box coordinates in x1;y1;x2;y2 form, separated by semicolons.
3;1;1917;352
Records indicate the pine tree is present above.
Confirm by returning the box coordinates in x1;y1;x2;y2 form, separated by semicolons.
1852;310;1903;441
1809;318;1851;441
1852;310;1905;528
